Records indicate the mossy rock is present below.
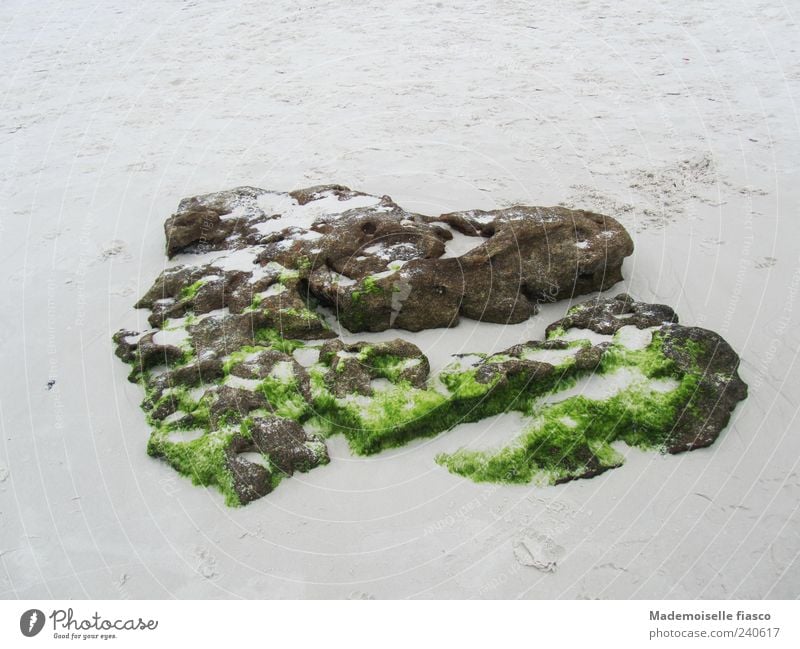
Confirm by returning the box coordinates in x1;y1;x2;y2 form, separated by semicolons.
113;179;745;507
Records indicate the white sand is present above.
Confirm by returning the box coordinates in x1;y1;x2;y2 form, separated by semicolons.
613;325;658;351
440;225;486;258
151;328;189;348
224;375;262;391
261;283;287;298
166;429;206;444
552;328;614;345
520;346;578;365
1;0;798;600
292;348;320;368
435;412;533;454
539;367;680;404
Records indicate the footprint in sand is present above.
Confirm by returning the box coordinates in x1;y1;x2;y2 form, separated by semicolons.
348;591;376;600
512;531;564;572
699;238;725;253
194;547;219;579
100;240;132;262
754;256;778;269
109;284;135;298
124;161;155;172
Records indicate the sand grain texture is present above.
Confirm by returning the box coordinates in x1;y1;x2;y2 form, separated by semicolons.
0;0;798;598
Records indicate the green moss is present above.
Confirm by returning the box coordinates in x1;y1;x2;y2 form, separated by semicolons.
439;368;496;399
146;386;212;431
485;354;514;364
269;465;286;491
355;349;418;383
353;386;449;452
436;333;704;484
279;306;319;320
566;304;585;315
254;328;306;354
122;291;722;503
179;279;204;301
222;345;264;375
258;376;309;420
279;268;300;283
369;355;406;382
244;293;264;313
148;429;240;506
305;370;365;440
362;276;382;294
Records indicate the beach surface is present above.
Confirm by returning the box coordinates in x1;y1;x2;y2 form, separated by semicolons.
1;0;798;598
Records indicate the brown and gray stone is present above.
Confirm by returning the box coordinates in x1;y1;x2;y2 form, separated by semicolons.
158;184;634;333
319;338;430;397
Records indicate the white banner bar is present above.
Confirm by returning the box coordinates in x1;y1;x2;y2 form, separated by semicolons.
1;600;798;648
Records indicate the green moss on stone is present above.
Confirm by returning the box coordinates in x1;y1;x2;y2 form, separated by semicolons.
279;268;300;283
254;328;306;354
222;345;264;375
179;279;205;301
120;296;721;504
258;376;309;420
362;276;382;294
148;429;240;506
436;333;704;484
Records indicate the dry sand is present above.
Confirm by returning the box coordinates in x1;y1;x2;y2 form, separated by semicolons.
1;0;798;598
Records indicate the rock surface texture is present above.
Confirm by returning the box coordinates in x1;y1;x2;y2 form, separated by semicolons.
156;184;633;332
113;187;745;506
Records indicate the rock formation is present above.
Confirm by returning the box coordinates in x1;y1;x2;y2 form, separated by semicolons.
152;184;633;333
113;186;746;506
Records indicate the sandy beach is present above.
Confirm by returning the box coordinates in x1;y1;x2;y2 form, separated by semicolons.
1;0;798;598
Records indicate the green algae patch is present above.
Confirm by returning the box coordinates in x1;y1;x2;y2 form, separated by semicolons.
435;333;708;484
363;353;418;383
258;376;309;420
124;324;736;503
362;276;382;294
148;429;240;506
254;328;306;354
222;346;263;375
179;279;205;301
116;282;747;505
346;386;450;454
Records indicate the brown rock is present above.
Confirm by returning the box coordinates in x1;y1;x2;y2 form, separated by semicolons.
153;184;634;333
